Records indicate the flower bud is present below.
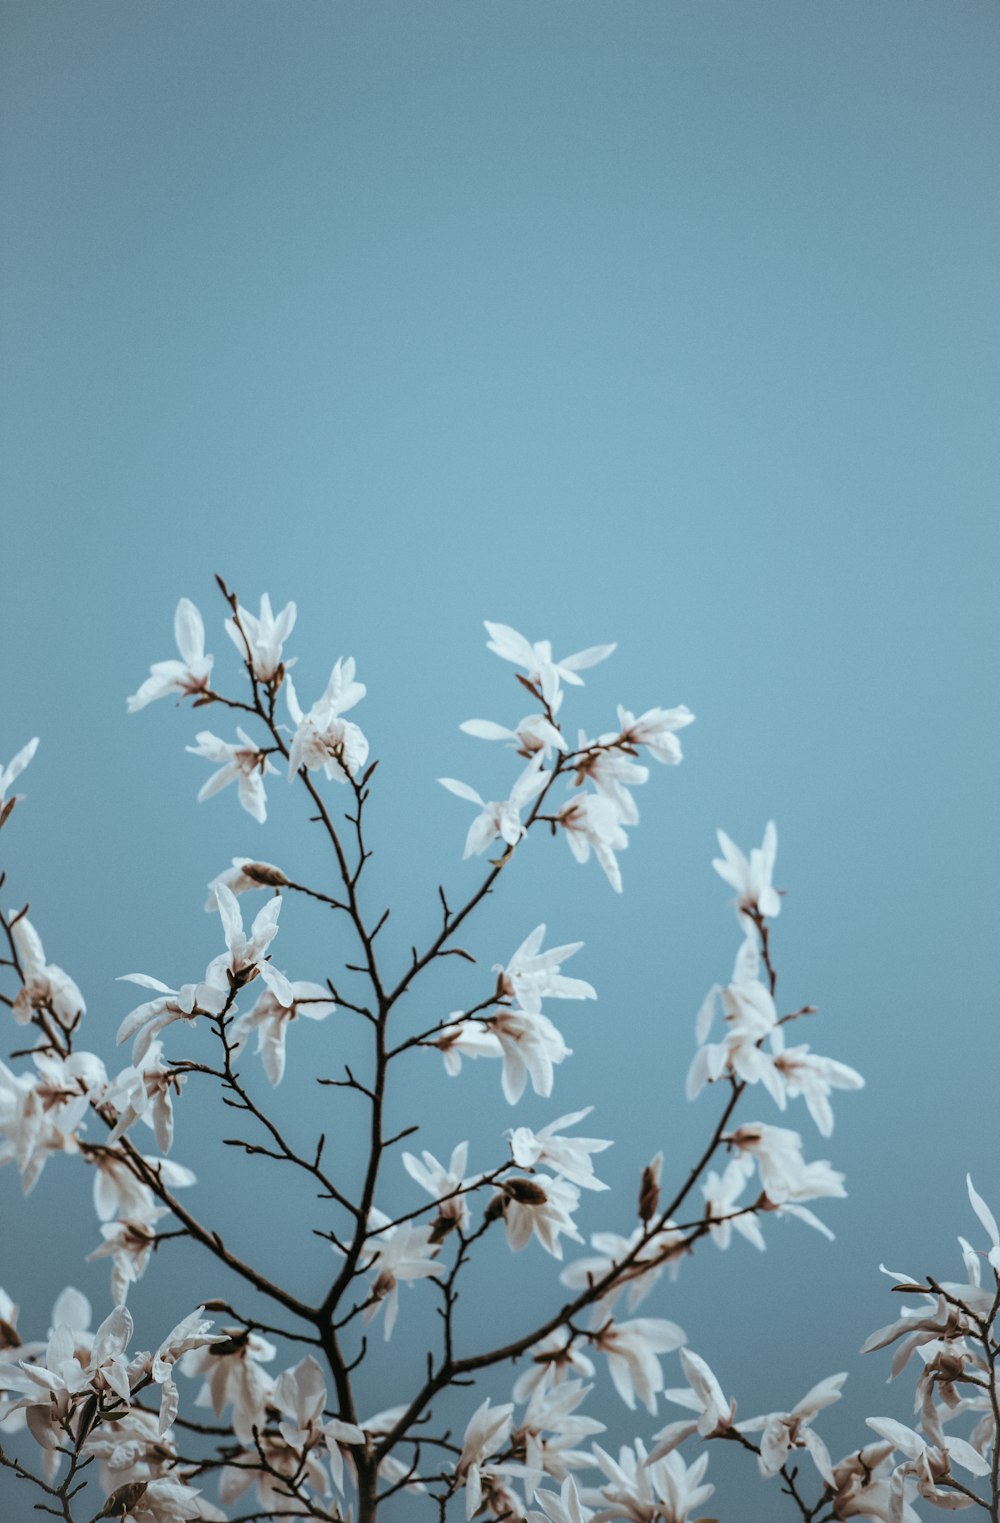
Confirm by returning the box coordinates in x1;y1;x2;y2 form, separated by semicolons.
638;1150;663;1223
243;862;289;887
505;1178;549;1205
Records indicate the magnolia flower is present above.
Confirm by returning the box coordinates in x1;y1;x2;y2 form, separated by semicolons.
615;705;695;765
588;1440;713;1523
825;1441;910;1523
650;1348;736;1459
686;977;785;1109
556;792;628;893
528;1475;593;1523
461;712;568;758
511;1377;605;1491
499;1175;584;1258
740;1372;847;1483
729;1122;847;1209
127;599;213;713
483;622;616;707
433;1018;504;1075
439;756;550;859
286;658;368;783
182;1326;276;1443
701;1153;766;1251
489;1007;572;1104
102;1477;226;1522
866;1414;990;1514
229;980;336;1086
357;1211;445;1339
507;1109;611;1191
0;737;39;808
204;857;288;911
456;1398;515;1519
10;914;85;1028
204;884;293;1005
401;1142;476;1232
497;925;596;1015
271;1354;364;1494
116;976;203;1066
713;820;781;920
590;1318;686;1414
225;593;296;682
571;734;648;827
770;1038;865;1137
91;1153;195;1224
88;1212;169;1306
186;729;277;823
106;1041;185;1153
512;1329;597;1402
561;1224;685;1313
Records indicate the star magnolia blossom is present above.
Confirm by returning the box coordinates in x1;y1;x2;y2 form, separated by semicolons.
186;728;277;823
713;820;781;921
355;1210;445;1339
483;621;616;707
127;599;213;713
496;925;597;1015
225;593;296;682
556;792;628;893
11;914;85;1029
500;1175;584;1258
455;1398;515;1519
739;1372;848;1484
229;979;336;1086
507;1109;611;1191
285;658;368;782
461;711;568;758
439;756;551;859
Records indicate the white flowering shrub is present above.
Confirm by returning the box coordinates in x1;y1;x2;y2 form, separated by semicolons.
0;579;996;1523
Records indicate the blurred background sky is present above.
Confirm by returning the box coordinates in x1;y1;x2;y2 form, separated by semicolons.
1;3;998;1518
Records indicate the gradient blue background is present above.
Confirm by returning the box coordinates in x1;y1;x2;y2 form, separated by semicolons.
2;3;998;1518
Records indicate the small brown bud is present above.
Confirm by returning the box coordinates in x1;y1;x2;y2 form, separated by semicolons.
505;1178;549;1206
483;1196;506;1225
243;862;289;888
0;1317;20;1350
428;1214;458;1245
638;1150;663;1223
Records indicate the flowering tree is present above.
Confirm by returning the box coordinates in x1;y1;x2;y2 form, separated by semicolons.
0;579;997;1523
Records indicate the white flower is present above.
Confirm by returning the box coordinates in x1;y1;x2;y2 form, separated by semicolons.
186;729;277;823
106;1042;184;1154
433;1018;504;1075
651;1348;736;1459
181;1326;276;1442
461;712;568;758
866;1414;989;1514
701;1153;766;1252
966;1175;1000;1274
439;756;550;859
489;1007;572;1104
497;925;596;1015
512;1330;596;1402
556;792;628;893
225;593;296;682
356;1211;445;1339
483;622;616;707
87;1213;169;1306
230;980;336;1086
770;1038;865;1137
740;1372;847;1483
0;738;39;809
286;659;368;783
561;1224;685;1313
127;599;213;713
616;705;695;766
499;1175;584;1258
204;884;293;1006
590;1318;686;1414
11;914;85;1028
116;977;202;1066
507;1109;611;1191
729;1122;846;1210
456;1398;515;1519
528;1475;593;1523
713;820;781;920
588;1440;713;1523
401;1142;475;1232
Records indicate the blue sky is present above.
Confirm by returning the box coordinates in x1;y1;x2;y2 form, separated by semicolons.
2;4;998;1518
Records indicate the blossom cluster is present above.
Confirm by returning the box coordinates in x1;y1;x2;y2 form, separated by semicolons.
0;586;990;1523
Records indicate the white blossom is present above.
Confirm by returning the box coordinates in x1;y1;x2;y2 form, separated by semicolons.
10;914;85;1029
225;593;297;682
483;622;616;707
186;728;277;823
713;820;781;920
439;756;550;859
615;705;695;766
127;600;213;713
286;658;368;783
500;1175;584;1259
556;792;628;893
590;1318;686;1414
740;1372;847;1484
229;980;336;1086
508;1109;611;1191
497;925;596;1015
